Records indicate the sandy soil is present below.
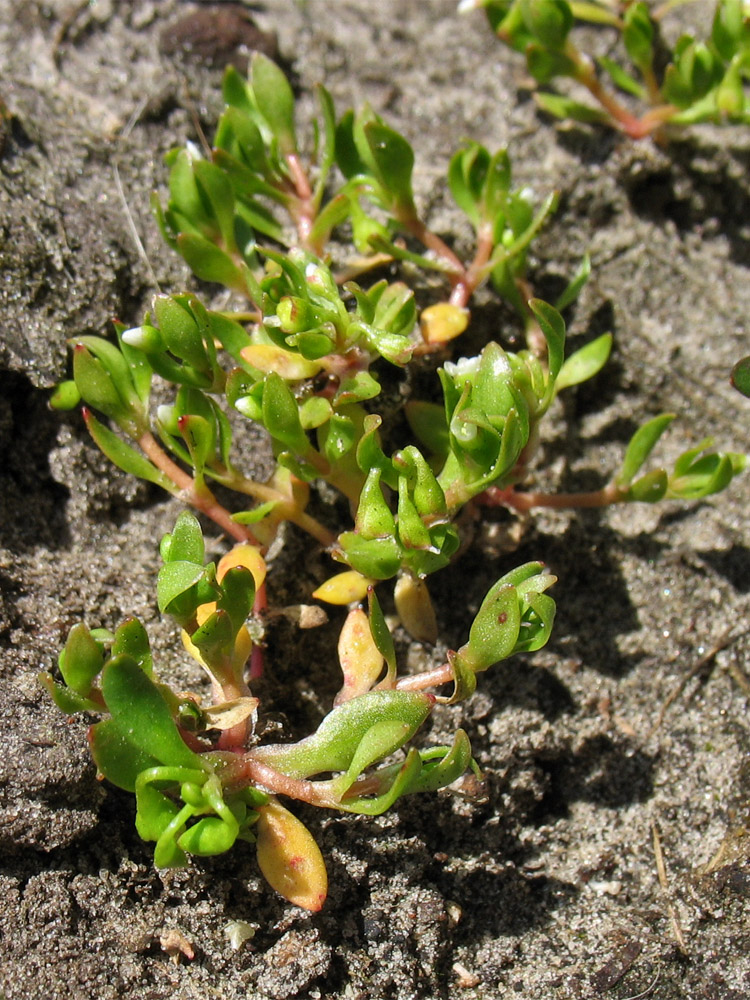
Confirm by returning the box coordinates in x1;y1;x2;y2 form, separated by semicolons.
1;2;749;998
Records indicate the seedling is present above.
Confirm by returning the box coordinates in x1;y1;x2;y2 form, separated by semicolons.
47;53;744;909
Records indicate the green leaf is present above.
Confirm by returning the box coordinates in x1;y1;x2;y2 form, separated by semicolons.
262;372;309;453
408;730;474;793
444;649;478;704
217;567;256;635
233;501;280;524
554;253;591;311
112;618;153;677
157;560;208;615
298;396;332;430
356;468;396;539
622;1;654;74
396;479;431;549
176;233;243;290
136;780;184;842
448;142;490;228
529;299;565;385
178;814;239;856
251;53;297;157
154;295;211;372
514;591;556;652
520;0;573;50
395;446;447;517
59;622;105;696
668;450;745;500
371;282;416;336
712;0;745;61
626;468;668;502
89;718;162;792
335;109;368;179
336;748;423;815
598;56;647;99
72;343;138;431
193;159;238;252
526;44;578;83
361;120;416;216
38;672;102;715
556;333;612;391
50;379;81;410
481;148;512;224
356;414;398;489
336;532;403;580
252;689;434;779
100;655;204;770
534;91;611;125
335;719;416;796
617;414;675;487
464;584;521;672
731;356;750;399
335;371;381;406
190;609;234;663
82;410;175;491
313;83;338;206
367;587;397;684
320;411;357;464
163;510;205;564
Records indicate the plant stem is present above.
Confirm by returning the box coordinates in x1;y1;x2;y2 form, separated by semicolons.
565;43;676;140
230;755;339;808
137;431;259;545
220;473;337;547
478;482;624;511
286;152;317;251
449;224;495;308
396;662;454;692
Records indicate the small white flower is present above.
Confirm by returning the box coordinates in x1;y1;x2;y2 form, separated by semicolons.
121;326;146;347
443;355;481;382
184;140;203;162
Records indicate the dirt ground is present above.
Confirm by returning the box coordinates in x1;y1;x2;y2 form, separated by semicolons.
1;1;750;998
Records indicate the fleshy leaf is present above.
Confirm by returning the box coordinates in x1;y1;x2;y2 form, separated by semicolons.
251;53;297;157
731;356;750;399
394;574;437;645
100;655;205;771
255;798;328;911
335;607;385;704
617;414;675;487
312;570;374;605
59;622;105;696
556;333;612;391
82;411;173;491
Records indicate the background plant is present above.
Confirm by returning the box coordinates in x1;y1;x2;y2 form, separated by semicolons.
47;52;744;910
463;0;750;140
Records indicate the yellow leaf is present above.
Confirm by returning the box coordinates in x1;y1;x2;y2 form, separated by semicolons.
420;303;469;345
217;543;267;590
241;344;322;380
335;607;384;704
312;570;374;605
394;574;437;644
255;798;328;912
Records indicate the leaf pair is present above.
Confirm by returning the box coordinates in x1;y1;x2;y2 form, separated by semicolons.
616;414;746;502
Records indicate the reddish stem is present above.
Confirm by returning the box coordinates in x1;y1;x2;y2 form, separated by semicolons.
478;482;624;512
230;756;338;808
137;431;259;545
449;224;496;308
396;662;454;692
